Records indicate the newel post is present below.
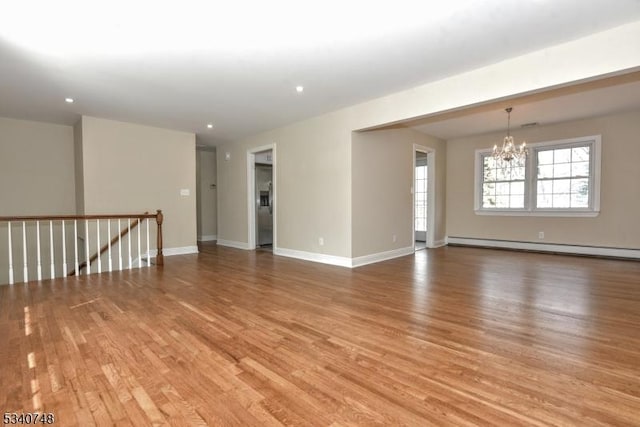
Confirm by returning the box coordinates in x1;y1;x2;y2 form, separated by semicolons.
156;210;164;266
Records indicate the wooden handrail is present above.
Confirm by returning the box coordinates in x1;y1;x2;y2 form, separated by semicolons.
0;213;158;221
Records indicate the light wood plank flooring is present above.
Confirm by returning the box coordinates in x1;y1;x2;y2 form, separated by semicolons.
1;244;640;426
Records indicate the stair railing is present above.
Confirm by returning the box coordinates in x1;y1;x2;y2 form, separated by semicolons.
0;210;163;285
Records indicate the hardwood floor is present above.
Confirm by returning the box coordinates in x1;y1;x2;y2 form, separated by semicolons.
1;244;640;426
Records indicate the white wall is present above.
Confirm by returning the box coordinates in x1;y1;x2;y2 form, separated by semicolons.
351;128;446;258
0;117;75;215
0;117;76;284
217;110;353;256
216;21;640;263
446;110;640;249
78;116;197;251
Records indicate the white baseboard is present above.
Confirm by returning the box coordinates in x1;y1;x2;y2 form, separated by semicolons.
274;247;352;268
197;234;217;242
432;239;447;248
217;239;251;250
447;237;640;259
275;246;416;268
148;246;199;256
352;246;414;268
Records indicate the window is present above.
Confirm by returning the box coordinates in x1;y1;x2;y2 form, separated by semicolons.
481;155;526;209
415;164;428;233
535;145;590;209
475;135;601;216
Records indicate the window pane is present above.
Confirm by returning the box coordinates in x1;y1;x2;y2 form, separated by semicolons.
572;146;590;162
483;183;495;196
538;165;553;178
483;196;496;208
416;167;424;179
416;180;425;192
495;196;509;208
484;167;496;181
538;150;554;165
553;163;571;178
510;181;524;195
571;161;589;177
571;193;589;208
553;179;571;194
553;194;570;208
496;182;510;195
496;167;509;181
537;180;552;194
554;148;571;163
511;167;525;180
538;194;552;208
571;178;589;196
484;156;496;169
510;195;524;208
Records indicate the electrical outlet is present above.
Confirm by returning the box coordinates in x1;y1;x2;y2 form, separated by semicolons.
180;189;190;196
392;234;397;243
538;231;545;239
319;237;324;246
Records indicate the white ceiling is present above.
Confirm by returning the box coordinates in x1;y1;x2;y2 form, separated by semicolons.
1;1;640;146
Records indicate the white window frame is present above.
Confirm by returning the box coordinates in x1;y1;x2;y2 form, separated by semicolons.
474;135;601;217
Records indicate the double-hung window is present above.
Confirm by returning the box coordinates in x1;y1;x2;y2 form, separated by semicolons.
475;135;601;216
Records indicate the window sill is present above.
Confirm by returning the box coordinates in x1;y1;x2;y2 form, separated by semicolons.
475;209;599;217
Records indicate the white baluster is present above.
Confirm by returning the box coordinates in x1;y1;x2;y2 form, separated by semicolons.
22;222;28;283
107;220;112;272
117;219;123;271
49;220;55;279
7;221;14;285
96;219;102;273
36;221;42;280
146;218;150;268
137;218;141;269
62;221;67;277
127;219;132;269
85;219;90;275
74;220;79;275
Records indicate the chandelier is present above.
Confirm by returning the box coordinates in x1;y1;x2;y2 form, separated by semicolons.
492;107;527;162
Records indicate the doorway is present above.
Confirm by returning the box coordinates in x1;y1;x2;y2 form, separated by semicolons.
414;151;428;250
247;145;276;250
413;145;435;251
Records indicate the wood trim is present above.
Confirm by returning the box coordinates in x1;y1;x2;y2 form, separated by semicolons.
0;213;158;221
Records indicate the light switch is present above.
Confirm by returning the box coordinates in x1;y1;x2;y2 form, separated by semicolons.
180;189;190;196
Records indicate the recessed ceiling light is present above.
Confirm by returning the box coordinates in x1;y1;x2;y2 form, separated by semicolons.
65;97;74;103
295;86;304;93
207;123;213;129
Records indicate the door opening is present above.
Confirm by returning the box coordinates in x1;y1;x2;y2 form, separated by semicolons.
413;145;435;251
255;159;273;248
247;145;276;251
414;151;428;251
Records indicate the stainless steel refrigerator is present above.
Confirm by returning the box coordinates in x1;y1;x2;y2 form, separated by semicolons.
255;164;273;246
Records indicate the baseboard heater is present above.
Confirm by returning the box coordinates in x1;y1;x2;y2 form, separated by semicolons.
446;237;640;260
